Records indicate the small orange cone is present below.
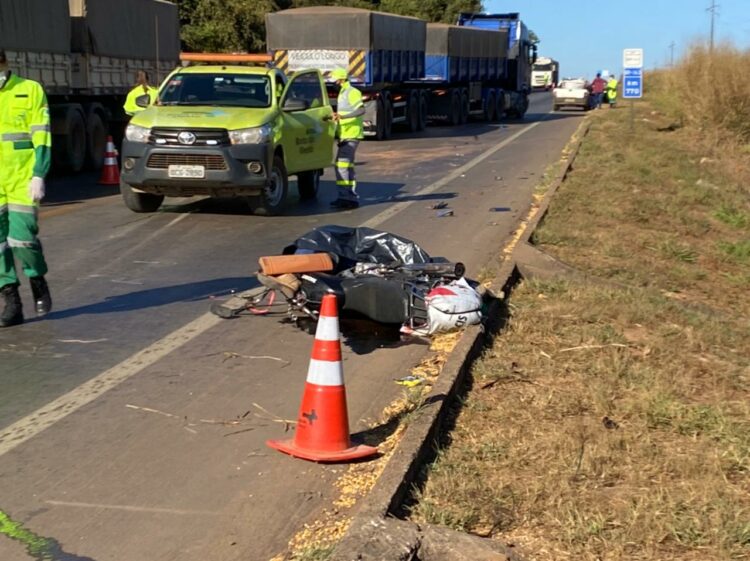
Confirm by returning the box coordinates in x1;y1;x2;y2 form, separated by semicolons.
267;294;378;462
98;136;120;185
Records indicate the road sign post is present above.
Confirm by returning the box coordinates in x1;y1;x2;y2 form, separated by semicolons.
622;48;644;132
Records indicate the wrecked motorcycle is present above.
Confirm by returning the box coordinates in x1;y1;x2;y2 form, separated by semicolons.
211;226;482;335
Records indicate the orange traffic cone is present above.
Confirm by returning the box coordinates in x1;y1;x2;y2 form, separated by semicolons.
98;136;120;185
267;294;378;462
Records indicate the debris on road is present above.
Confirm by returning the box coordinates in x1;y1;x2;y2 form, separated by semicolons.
394;375;424;387
428;201;449;210
57;338;108;344
436;209;454;217
489;207;511;212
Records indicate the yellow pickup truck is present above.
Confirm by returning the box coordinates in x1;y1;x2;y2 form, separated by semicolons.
120;60;335;215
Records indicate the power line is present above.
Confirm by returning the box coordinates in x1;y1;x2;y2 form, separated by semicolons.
707;0;720;52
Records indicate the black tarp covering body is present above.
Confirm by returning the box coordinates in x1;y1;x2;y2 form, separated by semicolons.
283;225;431;272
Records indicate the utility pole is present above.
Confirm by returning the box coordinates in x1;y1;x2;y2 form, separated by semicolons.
669;41;675;67
707;0;719;52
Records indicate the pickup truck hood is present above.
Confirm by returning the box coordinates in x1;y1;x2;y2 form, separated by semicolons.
130;105;274;130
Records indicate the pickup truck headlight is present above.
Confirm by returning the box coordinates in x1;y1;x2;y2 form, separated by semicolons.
229;124;272;145
125;124;150;143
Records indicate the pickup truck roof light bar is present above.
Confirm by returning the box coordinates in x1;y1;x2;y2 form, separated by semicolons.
180;52;273;65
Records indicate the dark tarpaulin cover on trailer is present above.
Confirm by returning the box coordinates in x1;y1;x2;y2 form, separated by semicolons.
283;225;431;271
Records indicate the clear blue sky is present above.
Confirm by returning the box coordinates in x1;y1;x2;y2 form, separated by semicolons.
485;0;750;79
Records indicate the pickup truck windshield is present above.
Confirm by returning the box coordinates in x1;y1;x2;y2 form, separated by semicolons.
159;73;272;108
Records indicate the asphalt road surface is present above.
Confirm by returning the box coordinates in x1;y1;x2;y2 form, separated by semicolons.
0;92;582;561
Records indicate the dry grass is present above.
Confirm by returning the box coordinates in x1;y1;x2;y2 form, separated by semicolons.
411;49;750;561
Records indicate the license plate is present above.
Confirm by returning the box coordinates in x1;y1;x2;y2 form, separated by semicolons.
168;165;205;179
563;98;577;103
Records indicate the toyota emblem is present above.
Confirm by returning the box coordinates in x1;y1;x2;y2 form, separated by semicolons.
178;131;197;145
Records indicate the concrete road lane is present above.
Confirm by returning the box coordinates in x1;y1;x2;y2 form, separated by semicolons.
0;92;581;560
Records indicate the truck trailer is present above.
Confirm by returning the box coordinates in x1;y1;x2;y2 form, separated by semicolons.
0;0;179;173
266;7;535;140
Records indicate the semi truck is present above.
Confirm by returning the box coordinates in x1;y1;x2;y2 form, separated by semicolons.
266;7;536;140
532;56;559;90
0;0;179;173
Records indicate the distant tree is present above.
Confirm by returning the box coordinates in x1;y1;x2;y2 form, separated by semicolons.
176;0;484;53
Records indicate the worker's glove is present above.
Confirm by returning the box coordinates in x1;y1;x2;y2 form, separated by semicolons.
29;177;46;203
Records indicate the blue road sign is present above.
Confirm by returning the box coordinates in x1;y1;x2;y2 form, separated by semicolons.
623;68;643;99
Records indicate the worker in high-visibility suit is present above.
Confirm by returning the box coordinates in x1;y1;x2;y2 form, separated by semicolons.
606;75;618;108
330;68;365;209
0;49;53;327
123;70;159;116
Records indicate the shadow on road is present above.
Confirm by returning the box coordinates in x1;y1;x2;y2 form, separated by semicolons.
44;172;119;206
44;277;255;320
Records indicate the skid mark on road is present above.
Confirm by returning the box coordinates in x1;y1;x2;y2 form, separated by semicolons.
0;118;544;459
45;500;219;516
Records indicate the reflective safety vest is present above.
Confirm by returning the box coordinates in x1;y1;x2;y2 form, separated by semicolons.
124;85;159;116
0;73;52;191
607;78;618;99
337;81;364;140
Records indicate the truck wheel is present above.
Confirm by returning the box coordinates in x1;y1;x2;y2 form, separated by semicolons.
59;107;87;173
417;92;428;131
486;92;497;122
449;90;461;126
459;91;469;125
86;112;107;170
553;104;560;111
297;170;320;200
253;155;288;216
383;97;393;140
407;92;419;133
120;180;163;213
375;98;387;140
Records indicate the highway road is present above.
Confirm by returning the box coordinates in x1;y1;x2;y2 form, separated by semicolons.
0;92;582;561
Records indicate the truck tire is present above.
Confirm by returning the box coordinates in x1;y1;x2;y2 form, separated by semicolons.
407;92;419;133
120;180;163;213
417;91;428;131
57;106;87;173
252;155;288;216
383;96;393;140
459;91;469;125
553;104;560;111
486;91;497;122
449;90;461;126
495;92;506;120
86;112;107;170
297;169;320;200
375;98;386;140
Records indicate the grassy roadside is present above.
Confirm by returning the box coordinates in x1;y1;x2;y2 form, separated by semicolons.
410;54;750;560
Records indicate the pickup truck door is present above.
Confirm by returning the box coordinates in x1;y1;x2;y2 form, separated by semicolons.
279;70;335;174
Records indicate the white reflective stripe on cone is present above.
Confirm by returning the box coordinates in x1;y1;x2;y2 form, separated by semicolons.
104;157;118;165
314;315;340;342
307;358;344;386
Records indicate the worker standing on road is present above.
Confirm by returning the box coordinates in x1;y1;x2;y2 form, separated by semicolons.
330;68;365;210
0;48;53;327
606;74;618;108
123;70;159;116
591;72;607;110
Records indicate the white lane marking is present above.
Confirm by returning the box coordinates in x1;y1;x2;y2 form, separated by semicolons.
45;500;220;516
0;119;543;458
362;121;541;228
0;313;221;457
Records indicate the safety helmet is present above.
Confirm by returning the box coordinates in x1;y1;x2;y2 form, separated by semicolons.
330;68;348;81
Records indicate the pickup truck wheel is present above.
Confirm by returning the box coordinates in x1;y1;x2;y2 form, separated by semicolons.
253;155;288;216
120;179;163;213
297;170;320;200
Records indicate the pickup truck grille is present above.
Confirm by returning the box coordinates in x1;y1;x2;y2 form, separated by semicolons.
149;128;230;146
146;153;228;170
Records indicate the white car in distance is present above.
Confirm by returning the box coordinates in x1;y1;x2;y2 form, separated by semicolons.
553;79;590;111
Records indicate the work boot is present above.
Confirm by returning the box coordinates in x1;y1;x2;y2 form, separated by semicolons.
30;276;52;316
0;283;24;327
330;198;360;210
